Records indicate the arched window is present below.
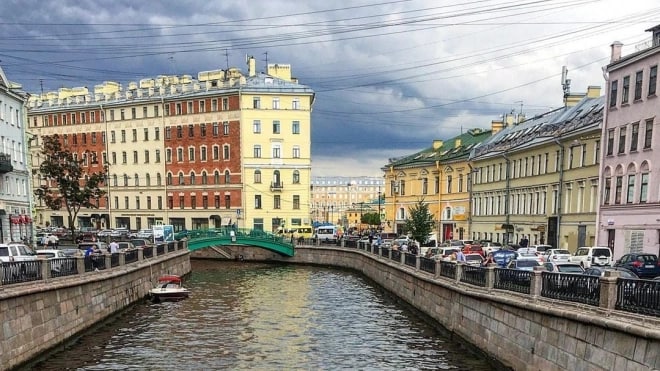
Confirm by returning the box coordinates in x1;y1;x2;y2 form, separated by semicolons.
201;171;208;184
292;170;300;184
254;170;262;183
134;173;139;186
146;173;151;186
214;170;220;184
123;174;129;186
273;170;281;185
444;207;452;220
113;174;118;186
224;170;231;184
190;171;196;185
178;172;184;185
157;173;162;186
167;173;173;185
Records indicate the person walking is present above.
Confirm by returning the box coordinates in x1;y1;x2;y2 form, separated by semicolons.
109;240;119;254
455;248;467;263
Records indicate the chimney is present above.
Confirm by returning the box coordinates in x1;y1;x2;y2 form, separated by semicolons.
455;138;462;148
610;41;623;63
247;55;256;77
587;85;601;98
491;119;505;135
517;114;526;124
432;140;443;150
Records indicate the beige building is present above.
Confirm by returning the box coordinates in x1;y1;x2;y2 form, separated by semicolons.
470;87;603;251
310;176;384;229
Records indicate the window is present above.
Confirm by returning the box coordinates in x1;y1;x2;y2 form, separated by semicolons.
594;140;600;164
272;146;281;158
293;195;300;209
223;121;229;135
213;146;219;160
292;121;300;134
224;195;231;209
634;71;643;100
134;173;139;186
167;173;172;185
154;105;159;117
168;196;173;209
146;173;151;186
292;98;300;110
202;196;208;209
214;171;220;184
446;175;452;193
190;172;196;185
147;196;152;209
627;175;635;204
166;148;172;162
621;75;630;104
155;127;160;140
580;144;586;167
132;129;137;142
400;180;406;195
158;196;163;209
123;174;129;186
617;126;626;153
178;172;184;185
202;171;208;184
273;120;280;134
293;146;300;158
177;125;183;138
458;174;463;192
644;119;653;149
215;195;220;208
272;97;280;109
201;147;207;161
223;145;230;159
212;99;218;111
293;170;300;184
213;122;219;136
607;129;615;155
254;145;261;158
144;150;150;163
122;151;127;164
155;150;161;163
165;127;171;139
255;195;262;209
224;170;231;184
124;196;129;209
631;122;639;152
133;151;138;163
222;98;228;110
253;120;261;133
191;195;196;209
649;65;657;96
143;106;148;118
614;176;623;204
176;103;182;115
274;195;281;209
177;148;183;162
253;97;260;109
121;130;126;143
157;173;162;186
609;80;618;107
111;131;116;143
179;195;184;209
112;152;117;164
640;173;649;203
254;170;262;183
189;147;195;162
187;101;193;114
144;128;149;141
188;125;194;137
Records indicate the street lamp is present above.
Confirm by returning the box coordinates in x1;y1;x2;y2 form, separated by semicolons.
331;205;334;225
377;188;382;231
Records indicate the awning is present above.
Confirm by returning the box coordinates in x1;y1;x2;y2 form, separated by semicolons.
209;214;221;220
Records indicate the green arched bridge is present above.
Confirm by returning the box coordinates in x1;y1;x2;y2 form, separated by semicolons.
178;228;295;257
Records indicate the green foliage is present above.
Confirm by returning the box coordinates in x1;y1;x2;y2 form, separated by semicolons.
361;212;380;226
404;199;435;244
34;135;107;231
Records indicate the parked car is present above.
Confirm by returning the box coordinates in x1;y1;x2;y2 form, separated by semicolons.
36;249;76;274
506;257;542;271
569;247;613;268
0;243;37;263
117;242;136;251
465;253;484;267
479;241;502;255
613;253;660;279
532;244;553;254
462;244;484;256
136;229;154;239
543;262;585;274
544;249;572;263
435;247;461;261
583;266;638;279
78;241;108;253
492;250;518;268
130;239;153;249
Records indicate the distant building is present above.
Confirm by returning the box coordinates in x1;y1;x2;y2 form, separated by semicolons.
27;57;314;233
0;65;31;243
598;25;660;258
310;176;384;229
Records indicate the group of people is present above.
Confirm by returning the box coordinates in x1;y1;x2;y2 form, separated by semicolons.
39;234;59;248
444;249;497;266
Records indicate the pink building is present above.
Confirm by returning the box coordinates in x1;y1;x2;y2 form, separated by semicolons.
598;25;660;258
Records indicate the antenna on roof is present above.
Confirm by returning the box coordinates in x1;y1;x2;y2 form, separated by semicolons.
263;52;268;72
224;49;230;71
561;66;571;108
168;55;177;75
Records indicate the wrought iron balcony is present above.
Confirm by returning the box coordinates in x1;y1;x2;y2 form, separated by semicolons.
0;153;13;173
270;181;283;191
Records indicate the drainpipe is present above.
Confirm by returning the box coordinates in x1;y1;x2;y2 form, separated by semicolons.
502;154;511;245
160;97;168;226
554;139;565;249
101;103;111;230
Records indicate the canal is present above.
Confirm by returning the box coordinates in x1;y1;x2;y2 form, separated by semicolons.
29;260;500;370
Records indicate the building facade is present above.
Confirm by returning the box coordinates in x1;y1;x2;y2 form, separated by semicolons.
382;129;492;240
0;66;31;243
310;176;384;230
598;26;660;258
470;88;602;251
28;58;313;233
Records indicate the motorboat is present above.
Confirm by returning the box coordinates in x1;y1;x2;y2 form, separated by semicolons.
149;275;190;302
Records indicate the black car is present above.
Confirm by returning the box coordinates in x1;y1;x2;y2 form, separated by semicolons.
613;253;660;279
583;266;639;279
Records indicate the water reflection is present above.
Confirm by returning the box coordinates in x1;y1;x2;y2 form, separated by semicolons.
30;261;497;370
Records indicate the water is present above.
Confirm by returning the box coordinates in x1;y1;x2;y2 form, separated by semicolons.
30;261;499;370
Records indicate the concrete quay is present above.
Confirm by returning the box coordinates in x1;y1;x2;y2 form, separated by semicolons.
1;246;191;370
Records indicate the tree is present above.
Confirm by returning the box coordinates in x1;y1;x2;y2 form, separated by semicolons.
35;135;107;237
404;199;435;245
361;212;380;227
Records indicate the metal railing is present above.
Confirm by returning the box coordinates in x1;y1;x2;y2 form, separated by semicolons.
167;242;176;252
419;257;436;274
344;240;357;248
404;253;416;267
124;249;138;264
49;258;78;278
1;261;42;284
85;255;107;272
616;278;660;316
110;253;120;267
460;265;486;287
381;247;390;258
391;250;401;262
143;246;154;259
439;261;457;279
156;244;166;256
494;268;531;294
541;272;600;306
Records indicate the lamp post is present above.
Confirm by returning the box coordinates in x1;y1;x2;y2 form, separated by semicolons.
377;188;382;231
330;205;334;225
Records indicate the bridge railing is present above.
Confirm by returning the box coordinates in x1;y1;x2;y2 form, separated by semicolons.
0;241;188;287
328;244;660;317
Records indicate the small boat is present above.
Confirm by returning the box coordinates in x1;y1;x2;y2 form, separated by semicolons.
149;275;190;302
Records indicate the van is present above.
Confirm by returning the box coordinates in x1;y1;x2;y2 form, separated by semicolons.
291;225;314;239
0;243;37;263
315;226;338;242
569;246;613;268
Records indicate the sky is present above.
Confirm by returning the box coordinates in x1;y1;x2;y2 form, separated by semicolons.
1;0;658;177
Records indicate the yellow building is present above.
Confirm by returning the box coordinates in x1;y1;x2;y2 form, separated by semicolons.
469;87;602;250
382;129;492;241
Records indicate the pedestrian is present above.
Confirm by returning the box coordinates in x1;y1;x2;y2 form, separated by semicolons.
368;233;374;247
519;235;529;248
483;252;496;266
109;240;119;254
456;248;467;263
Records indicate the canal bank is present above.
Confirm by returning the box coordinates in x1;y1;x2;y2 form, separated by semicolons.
2;247;191;370
192;245;660;371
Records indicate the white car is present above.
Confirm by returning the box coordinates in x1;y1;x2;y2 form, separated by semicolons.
136;229;154;239
569;246;613;268
36;249;76;274
544;249;571;262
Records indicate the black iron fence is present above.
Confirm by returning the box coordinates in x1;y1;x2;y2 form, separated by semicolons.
616;278;660;316
85;255;107;272
494;268;531;294
124;249;139;264
404;253;416;268
439;261;457;279
381;247;390;258
167;242;176;252
460;265;486;287
419;257;436;274
110;253;120;267
344;239;357;248
143;246;154;259
1;261;42;284
391;250;401;262
48;258;78;278
541;272;600;306
156;244;166;256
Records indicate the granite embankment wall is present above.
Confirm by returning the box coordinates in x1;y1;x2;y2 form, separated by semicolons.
1;249;190;370
195;245;659;371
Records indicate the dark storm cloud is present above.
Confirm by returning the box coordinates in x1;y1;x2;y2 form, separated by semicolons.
1;0;658;176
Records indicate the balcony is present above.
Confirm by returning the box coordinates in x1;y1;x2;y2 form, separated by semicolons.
270;181;283;191
0;153;13;173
